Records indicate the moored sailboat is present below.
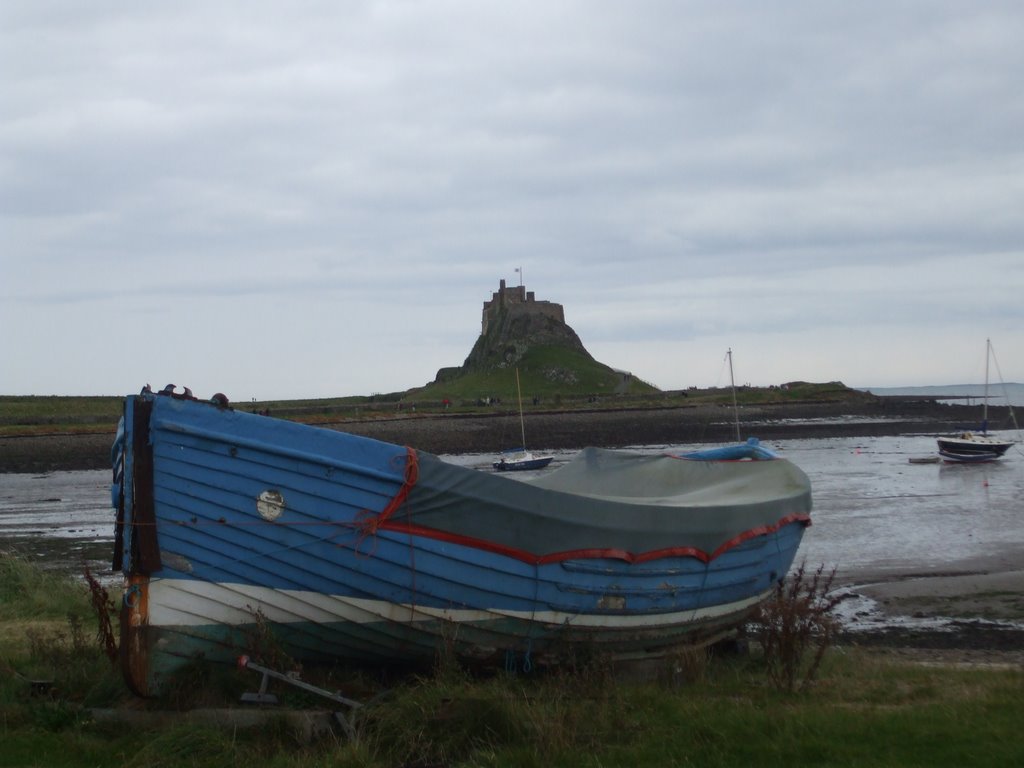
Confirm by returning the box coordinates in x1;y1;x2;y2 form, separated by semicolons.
936;339;1017;462
493;368;554;471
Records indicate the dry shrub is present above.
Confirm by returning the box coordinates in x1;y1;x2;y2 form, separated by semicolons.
751;562;841;692
242;605;297;672
83;565;118;663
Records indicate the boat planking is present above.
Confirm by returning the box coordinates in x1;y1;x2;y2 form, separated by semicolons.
112;385;812;696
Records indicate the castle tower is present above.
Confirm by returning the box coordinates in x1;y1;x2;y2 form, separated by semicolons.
434;277;597;378
481;279;562;335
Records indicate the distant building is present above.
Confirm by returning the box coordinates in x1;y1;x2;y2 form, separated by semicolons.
458;277;592;373
481;279;565;335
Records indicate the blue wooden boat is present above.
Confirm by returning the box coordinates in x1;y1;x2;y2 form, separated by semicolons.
112;386;812;696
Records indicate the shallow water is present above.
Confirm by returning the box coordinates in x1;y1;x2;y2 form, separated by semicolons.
773;432;1024;578
0;469;116;579
2;433;1022;589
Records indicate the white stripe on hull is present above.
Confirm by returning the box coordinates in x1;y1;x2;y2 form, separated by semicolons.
146;578;767;630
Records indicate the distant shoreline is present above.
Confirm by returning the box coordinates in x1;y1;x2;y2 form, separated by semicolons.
2;398;1014;474
865;383;1024;408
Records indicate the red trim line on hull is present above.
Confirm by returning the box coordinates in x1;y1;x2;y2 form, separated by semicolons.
375;514;811;566
357;446;811;566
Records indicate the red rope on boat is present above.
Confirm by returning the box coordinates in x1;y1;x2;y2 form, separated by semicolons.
377;447;419;523
351;447;420;556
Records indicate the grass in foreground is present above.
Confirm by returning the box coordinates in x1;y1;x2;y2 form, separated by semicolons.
2;553;1021;767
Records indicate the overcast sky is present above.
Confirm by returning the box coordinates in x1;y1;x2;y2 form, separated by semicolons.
3;2;1022;401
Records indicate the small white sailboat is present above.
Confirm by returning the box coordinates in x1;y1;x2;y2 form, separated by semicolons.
493;369;554;471
936;339;1017;462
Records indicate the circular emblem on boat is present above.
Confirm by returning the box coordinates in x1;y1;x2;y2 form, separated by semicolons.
256;490;285;521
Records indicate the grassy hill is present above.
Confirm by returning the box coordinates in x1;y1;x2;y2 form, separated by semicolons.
407;345;659;404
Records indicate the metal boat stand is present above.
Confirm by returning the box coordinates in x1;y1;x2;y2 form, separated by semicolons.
238;655;364;740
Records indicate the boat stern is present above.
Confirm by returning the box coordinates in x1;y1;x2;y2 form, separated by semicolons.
119;574;155;696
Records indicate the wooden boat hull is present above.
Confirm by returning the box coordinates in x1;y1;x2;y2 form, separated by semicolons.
113;387;811;695
121;537;795;690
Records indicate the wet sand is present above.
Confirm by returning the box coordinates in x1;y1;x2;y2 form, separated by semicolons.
854;568;1024;620
834;567;1024;665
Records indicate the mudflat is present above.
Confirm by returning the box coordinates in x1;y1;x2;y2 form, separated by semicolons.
0;398;981;474
834;566;1024;666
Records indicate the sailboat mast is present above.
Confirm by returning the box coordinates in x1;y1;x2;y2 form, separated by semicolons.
516;368;527;449
728;348;741;442
983;338;991;433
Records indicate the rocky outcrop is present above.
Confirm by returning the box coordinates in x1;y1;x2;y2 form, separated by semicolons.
461;300;592;371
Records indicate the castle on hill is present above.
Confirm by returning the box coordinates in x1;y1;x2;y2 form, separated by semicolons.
480;279;566;335
428;277;642;392
456;278;591;375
